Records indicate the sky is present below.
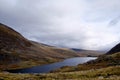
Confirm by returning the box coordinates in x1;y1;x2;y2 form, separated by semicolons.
0;0;120;51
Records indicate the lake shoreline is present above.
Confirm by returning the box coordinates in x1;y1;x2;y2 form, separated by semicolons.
6;57;97;73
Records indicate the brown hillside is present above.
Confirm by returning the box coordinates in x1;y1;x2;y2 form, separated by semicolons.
107;43;120;54
0;23;32;50
0;23;81;70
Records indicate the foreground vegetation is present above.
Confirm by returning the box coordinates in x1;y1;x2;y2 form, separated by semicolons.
0;66;119;80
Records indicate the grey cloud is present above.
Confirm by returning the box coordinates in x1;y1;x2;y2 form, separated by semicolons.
0;0;120;50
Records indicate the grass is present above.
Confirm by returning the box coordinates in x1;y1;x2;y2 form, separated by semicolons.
0;66;119;80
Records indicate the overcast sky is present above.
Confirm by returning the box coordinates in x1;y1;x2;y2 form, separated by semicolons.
0;0;120;51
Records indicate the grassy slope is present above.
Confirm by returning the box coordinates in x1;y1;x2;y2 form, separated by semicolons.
0;66;119;80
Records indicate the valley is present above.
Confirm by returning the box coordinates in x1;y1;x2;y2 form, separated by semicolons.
0;23;119;80
0;23;102;70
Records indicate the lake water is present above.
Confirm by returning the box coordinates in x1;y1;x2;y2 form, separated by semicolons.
7;57;97;73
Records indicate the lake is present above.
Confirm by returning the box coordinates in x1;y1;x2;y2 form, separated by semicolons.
7;57;97;73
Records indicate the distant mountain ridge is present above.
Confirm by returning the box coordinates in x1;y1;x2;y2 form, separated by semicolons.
71;48;85;52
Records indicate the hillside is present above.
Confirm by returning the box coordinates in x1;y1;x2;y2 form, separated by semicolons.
0;23;81;70
107;43;120;54
71;48;103;57
0;23;103;70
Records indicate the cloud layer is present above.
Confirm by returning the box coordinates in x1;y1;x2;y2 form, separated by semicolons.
0;0;120;50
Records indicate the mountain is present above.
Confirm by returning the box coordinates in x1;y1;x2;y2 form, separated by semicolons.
71;48;103;57
0;23;81;70
0;23;32;50
71;48;85;52
107;43;120;54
